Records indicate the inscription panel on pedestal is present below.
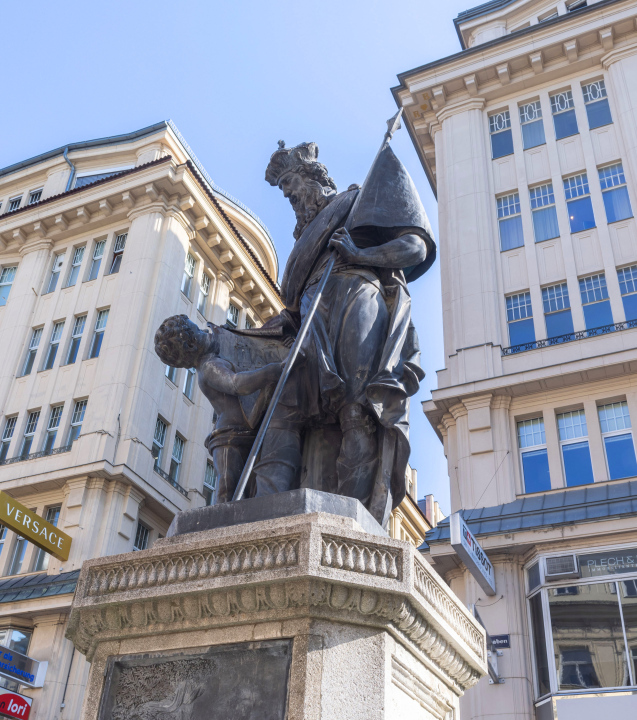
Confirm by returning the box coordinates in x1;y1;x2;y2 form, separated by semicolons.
98;640;292;720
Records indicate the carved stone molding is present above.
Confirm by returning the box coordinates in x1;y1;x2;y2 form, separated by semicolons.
321;536;400;579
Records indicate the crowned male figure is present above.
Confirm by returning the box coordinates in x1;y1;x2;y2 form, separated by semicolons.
251;140;435;522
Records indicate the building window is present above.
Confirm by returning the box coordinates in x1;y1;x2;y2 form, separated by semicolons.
530;183;560;242
28;189;42;205
20;411;40;458
197;273;210;315
518;418;551;493
489;110;514;159
88;309;109;359
598;401;637;480
183;367;196;400
68;400;87;444
582;79;612;129
75;171;120;189
46;253;65;294
9;535;28;576
564;173;595;233
133;522;150;552
519;101;546;149
33;506;61;572
42;405;63;455
617;265;637;321
204;461;217;506
567;0;587;10
550;90;579;140
152;417;167;468
579;273;613;330
506;292;535;346
0;266;17;306
169;435;185;483
245;317;254;330
542;283;574;338
599;162;633;224
43;321;65;370
557;410;594;486
66;315;86;364
497;193;524;251
88;240;106;281
165;365;177;383
8;197;22;212
108;233;127;274
227;303;240;328
181;253;195;298
0;418;17;463
65;246;85;287
0;527;6;559
22;327;42;375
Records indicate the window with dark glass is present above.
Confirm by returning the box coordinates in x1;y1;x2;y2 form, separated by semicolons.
542;283;574;338
245;317;254;330
87;240;105;281
46;253;65;294
517;418;551;493
42;405;63;455
530;183;560;242
564;173;595;232
579;273;613;330
68;400;87;444
519;101;546;149
497;193;524;251
567;0;587;10
551;90;579;140
583;79;612;129
0;417;17;463
33;506;61;572
75;171;120;189
108;233;127;274
66;315;86;364
489;110;514;159
133;521;150;551
618;265;637;321
529;591;551;697
183;367;196;400
22;327;42;376
43;321;65;370
165;365;177;383
88;309;109;359
152;417;167;468
506;292;535;346
557;410;595;486
0;266;17;306
0;628;31;690
599;163;633;224
598;401;637;480
20;411;39;458
66;246;85;287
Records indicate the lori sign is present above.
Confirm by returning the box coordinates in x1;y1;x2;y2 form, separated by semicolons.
0;688;32;719
0;492;71;562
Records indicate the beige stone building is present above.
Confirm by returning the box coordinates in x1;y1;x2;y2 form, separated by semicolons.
0;121;281;718
394;0;637;718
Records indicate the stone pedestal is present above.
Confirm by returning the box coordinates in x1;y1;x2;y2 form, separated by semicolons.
67;491;487;719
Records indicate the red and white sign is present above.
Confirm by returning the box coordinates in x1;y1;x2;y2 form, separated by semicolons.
0;688;31;719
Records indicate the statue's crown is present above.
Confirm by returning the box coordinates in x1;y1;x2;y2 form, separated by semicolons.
265;141;320;186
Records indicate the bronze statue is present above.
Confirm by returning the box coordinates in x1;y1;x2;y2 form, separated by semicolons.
155;113;436;527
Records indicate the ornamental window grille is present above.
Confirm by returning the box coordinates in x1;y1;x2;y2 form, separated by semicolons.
550;90;579;139
519;101;546;149
489;110;514;159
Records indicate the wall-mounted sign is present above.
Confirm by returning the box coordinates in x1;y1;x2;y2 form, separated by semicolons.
579;550;637;578
0;492;70;562
0;688;32;719
490;634;510;649
0;644;47;689
450;512;496;596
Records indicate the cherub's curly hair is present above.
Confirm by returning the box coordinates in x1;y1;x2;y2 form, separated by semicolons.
154;315;211;368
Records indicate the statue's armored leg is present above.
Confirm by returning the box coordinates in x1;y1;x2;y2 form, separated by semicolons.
213;445;248;503
336;403;378;506
253;407;303;495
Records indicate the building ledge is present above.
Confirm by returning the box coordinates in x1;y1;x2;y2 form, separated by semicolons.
0;570;80;604
0;445;72;467
154;466;188;497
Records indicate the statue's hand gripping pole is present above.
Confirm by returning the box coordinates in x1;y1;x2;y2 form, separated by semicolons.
232;108;403;502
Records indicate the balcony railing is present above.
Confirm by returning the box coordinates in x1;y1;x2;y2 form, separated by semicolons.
154;464;189;497
502;318;637;356
0;444;73;467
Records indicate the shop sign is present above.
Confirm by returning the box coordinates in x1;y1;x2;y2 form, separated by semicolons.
0;644;46;689
0;492;70;561
490;634;510;649
450;512;496;596
579;549;637;577
0;688;31;719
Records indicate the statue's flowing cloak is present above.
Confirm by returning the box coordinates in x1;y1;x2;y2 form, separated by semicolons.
261;145;436;509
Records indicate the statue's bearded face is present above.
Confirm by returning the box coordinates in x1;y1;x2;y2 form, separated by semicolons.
278;171;332;240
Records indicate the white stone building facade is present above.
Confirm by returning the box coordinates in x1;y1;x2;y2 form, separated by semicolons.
394;1;637;718
0;121;281;718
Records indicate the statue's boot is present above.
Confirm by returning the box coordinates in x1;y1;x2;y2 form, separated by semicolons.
336;403;378;506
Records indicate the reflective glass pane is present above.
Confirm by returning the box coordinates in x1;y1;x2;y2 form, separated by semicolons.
546;309;574;338
622;293;637;322
567;196;596;233
583;300;613;330
522;448;551;493
603;187;633;224
522;119;546;149
553;109;579;140
533;206;560;242
585;99;613;129
549;582;629;690
562;440;595;486
509;317;535;346
604;434;637;481
529;593;551;696
619;581;637;685
500;215;524;250
491;129;514;159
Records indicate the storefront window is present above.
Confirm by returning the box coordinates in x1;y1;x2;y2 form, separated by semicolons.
0;627;32;691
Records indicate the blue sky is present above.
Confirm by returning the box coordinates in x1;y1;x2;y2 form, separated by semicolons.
0;0;473;512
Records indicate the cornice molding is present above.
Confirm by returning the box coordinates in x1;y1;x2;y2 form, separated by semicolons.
601;40;637;68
